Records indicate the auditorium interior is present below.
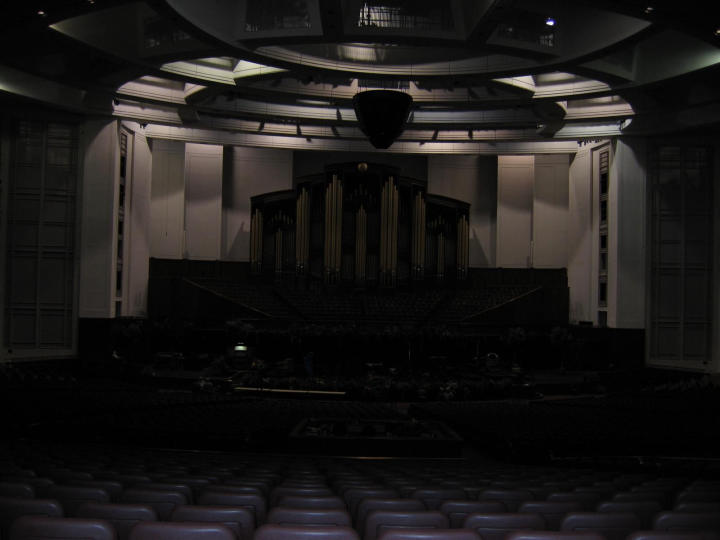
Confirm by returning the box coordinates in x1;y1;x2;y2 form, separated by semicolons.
1;1;720;539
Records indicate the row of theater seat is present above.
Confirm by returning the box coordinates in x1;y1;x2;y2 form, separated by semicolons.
2;446;719;540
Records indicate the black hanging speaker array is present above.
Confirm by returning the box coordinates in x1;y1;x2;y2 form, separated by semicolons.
352;90;413;149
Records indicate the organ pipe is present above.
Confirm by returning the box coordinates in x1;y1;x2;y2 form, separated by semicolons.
411;192;426;279
379;176;398;286
324;174;342;283
295;188;309;273
457;214;469;279
250;208;263;273
355;205;366;281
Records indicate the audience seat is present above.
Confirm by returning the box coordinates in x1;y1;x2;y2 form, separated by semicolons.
171;505;254;540
597;500;664;529
0;498;64;539
254;524;359;540
479;490;534;512
356;499;426;534
132;483;194;504
439;501;506;528
653;512;720;533
548;493;603;511
270;488;334;507
196;492;266;525
0;483;34;499
345;489;400;520
561;511;642;540
376;528;481;540
39;486;110;517
76;502;157;540
127;521;235;540
364;510;448;540
629;532;720;540
278;496;346;510
507;532;607;540
410;489;467;510
518;501;583;530
70;482;124;502
673;503;720;514
8;516;115;540
267;507;351;527
119;489;187;520
462;512;546;540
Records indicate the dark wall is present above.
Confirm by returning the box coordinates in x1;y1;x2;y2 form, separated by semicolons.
293;151;428;182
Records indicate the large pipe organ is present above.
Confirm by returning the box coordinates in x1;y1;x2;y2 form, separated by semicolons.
250;162;470;286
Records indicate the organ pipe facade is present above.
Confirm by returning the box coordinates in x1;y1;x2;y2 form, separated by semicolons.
250;162;469;286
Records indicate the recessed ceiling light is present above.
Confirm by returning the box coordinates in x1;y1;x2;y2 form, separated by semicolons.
37;10;46;16
545;17;555;27
644;6;654;14
715;28;720;36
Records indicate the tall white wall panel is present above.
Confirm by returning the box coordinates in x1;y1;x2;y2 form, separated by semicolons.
79;119;118;318
533;154;569;268
223;146;293;261
568;146;593;323
184;143;222;260
609;139;646;328
150;139;185;259
496;156;534;268
428;155;497;267
126;129;152;316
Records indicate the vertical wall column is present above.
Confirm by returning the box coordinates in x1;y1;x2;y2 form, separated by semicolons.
295;187;309;274
379;176;399;286
249;208;263;273
323;174;343;283
411;192;426;280
457;214;469;279
355;205;367;282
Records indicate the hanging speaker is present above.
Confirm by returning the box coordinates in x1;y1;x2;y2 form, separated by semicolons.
352;90;413;149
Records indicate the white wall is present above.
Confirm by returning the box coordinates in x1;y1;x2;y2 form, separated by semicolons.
223;146;293;261
428;155;497;267
609;138;646;328
568;145;594;323
533;154;569;268
150;139;185;259
184;143;223;260
126;127;152;316
79;118;118;318
496;155;534;268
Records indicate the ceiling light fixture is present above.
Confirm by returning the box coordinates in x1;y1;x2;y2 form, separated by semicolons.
644;6;654;14
545;17;555;27
37;10;46;16
715;28;720;36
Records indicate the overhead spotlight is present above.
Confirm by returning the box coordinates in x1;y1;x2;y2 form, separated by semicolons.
545;16;555;26
644;5;654;13
37;9;46;16
715;28;720;36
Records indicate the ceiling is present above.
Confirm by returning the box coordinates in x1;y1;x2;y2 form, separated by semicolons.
1;0;719;154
